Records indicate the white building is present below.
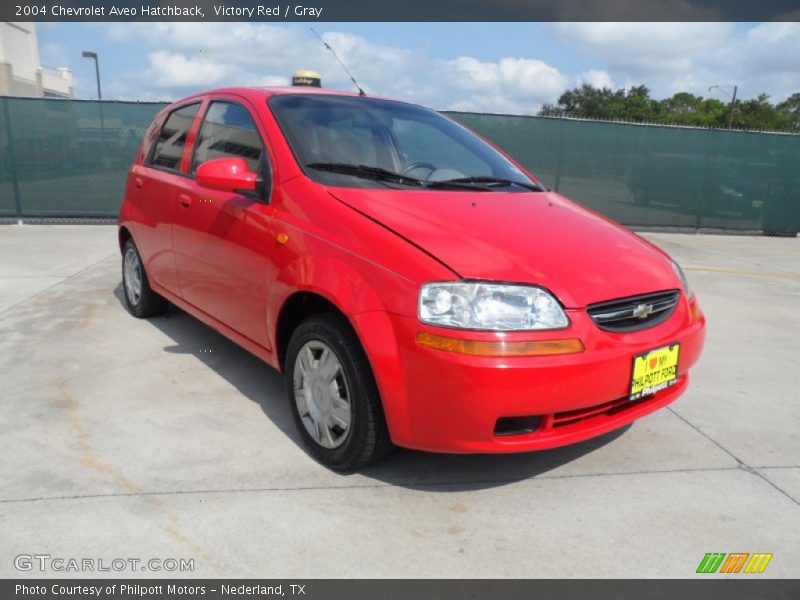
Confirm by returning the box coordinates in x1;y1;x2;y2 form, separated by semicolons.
0;22;74;98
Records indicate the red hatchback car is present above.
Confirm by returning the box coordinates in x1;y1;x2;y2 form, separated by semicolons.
119;86;706;471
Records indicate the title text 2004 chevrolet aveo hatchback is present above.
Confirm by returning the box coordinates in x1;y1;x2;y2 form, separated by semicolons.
119;87;706;471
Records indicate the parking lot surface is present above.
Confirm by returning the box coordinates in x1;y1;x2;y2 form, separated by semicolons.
0;224;798;578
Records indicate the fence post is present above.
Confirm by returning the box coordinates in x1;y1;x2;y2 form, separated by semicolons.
2;97;22;217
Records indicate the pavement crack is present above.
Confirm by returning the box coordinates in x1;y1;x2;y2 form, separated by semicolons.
755;465;800;470
0;465;748;505
667;406;746;465
668;407;800;507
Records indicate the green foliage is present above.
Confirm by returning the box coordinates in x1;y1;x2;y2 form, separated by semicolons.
775;93;800;130
539;85;800;132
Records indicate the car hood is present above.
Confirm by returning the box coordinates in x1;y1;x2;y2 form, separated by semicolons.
327;188;680;308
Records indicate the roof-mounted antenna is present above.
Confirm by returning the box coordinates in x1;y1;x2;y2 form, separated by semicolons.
310;27;366;96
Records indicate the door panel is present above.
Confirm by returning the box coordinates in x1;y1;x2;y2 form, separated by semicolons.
132;166;183;293
133;102;201;295
172;99;274;347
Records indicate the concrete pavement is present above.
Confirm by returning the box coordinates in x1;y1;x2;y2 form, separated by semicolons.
0;225;797;578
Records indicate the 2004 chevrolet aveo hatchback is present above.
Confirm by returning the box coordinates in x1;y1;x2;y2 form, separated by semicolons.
119;86;706;471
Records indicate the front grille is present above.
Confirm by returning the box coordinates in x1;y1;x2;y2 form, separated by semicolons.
491;380;683;438
587;290;680;332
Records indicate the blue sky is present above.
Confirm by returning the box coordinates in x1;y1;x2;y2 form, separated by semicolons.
38;22;799;113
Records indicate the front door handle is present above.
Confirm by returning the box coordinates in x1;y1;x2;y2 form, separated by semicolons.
178;194;192;208
134;177;143;189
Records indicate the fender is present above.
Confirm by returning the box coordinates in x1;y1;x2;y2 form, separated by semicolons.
267;253;414;444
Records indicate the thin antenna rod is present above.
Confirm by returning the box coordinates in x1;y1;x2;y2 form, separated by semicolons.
310;27;366;96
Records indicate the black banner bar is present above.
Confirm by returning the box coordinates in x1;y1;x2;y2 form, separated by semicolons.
5;0;800;22
4;580;800;600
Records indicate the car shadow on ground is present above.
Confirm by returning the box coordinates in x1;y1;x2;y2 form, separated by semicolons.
114;285;630;491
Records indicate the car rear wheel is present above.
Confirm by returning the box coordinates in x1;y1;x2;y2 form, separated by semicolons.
122;238;168;318
285;314;393;471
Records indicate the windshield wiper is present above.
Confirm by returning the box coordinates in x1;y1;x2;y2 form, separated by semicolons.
306;162;424;187
307;162;497;191
435;176;544;192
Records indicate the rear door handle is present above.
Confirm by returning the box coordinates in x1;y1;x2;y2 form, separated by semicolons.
134;177;143;189
178;194;192;208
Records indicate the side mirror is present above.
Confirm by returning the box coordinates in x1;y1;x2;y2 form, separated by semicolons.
196;157;259;194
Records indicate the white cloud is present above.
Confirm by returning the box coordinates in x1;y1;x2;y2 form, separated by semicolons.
550;23;730;88
99;23;571;113
550;22;800;102
253;74;291;87
443;56;568;113
143;51;239;89
575;69;614;89
102;24;427;103
735;22;800;98
94;22;800;112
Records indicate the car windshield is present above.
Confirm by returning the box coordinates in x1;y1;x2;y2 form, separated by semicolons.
268;93;539;191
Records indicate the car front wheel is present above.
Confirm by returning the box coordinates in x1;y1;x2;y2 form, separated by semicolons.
285;314;393;471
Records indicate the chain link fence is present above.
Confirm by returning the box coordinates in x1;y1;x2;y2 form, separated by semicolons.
0;97;163;218
1;97;798;234
451;112;800;235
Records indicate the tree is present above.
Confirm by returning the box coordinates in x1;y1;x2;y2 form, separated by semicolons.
622;85;663;122
541;84;621;119
733;94;789;130
538;84;799;132
776;93;800;130
540;85;660;122
657;93;728;127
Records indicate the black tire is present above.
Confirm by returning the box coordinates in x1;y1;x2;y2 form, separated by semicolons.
121;238;168;318
285;313;393;471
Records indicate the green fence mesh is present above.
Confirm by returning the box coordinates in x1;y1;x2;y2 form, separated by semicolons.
447;112;800;234
1;98;798;234
0;97;164;217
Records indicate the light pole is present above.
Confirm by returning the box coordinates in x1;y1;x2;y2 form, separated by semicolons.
81;51;102;100
82;51;105;160
708;84;738;129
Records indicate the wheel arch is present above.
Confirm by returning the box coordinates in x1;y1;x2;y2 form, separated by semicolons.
118;225;132;253
275;291;346;372
269;255;412;445
269;254;393;367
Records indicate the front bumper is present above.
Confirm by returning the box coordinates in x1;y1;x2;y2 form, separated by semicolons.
367;294;705;453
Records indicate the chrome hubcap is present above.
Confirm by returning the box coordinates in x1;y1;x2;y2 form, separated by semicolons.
293;340;352;449
123;247;143;306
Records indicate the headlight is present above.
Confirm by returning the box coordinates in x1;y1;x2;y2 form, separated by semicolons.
671;260;692;297
419;282;568;331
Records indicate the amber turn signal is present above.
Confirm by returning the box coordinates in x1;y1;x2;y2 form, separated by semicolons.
690;301;703;322
416;332;584;357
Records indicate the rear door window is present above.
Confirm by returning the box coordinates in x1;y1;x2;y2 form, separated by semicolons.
148;103;200;171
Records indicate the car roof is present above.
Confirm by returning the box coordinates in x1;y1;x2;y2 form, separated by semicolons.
180;86;383;102
160;86;428;119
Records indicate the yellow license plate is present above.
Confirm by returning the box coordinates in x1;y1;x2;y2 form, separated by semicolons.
630;344;680;400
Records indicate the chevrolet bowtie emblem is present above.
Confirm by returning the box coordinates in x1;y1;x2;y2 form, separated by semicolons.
632;303;654;319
